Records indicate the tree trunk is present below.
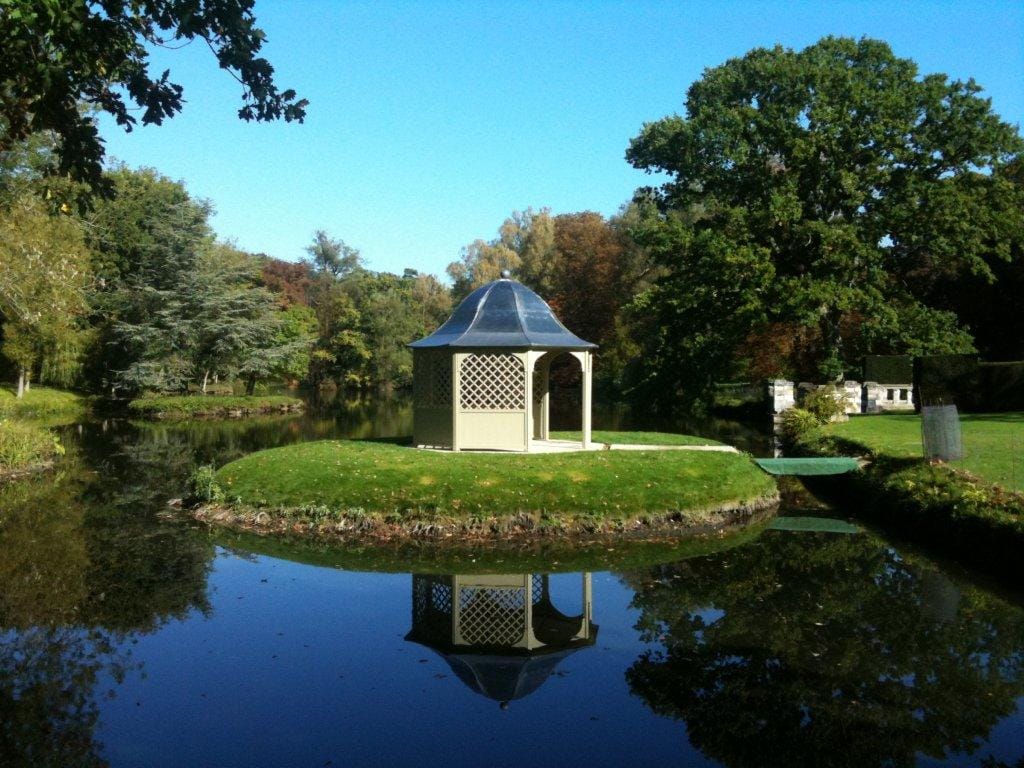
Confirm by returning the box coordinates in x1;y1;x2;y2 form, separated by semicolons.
16;367;25;398
819;309;845;382
246;374;257;396
201;370;209;395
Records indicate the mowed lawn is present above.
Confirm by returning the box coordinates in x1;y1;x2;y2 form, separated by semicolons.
215;435;776;519
828;412;1024;493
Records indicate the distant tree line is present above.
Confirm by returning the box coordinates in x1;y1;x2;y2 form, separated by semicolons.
1;36;1021;412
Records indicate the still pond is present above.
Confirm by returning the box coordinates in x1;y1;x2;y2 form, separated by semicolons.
1;398;1022;767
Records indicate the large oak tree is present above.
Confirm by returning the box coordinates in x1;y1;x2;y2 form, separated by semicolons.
627;36;1023;410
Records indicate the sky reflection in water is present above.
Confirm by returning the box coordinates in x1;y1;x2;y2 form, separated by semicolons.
0;406;1022;767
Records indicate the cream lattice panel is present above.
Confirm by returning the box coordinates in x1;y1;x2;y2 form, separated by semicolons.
431;581;453;613
430;355;451;407
458;587;526;646
459;353;525;411
415;352;451;408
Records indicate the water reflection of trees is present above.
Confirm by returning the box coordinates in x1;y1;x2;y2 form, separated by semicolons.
0;627;127;767
0;464;214;766
623;532;1024;767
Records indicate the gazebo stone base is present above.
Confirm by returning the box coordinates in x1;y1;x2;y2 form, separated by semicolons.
416;439;739;455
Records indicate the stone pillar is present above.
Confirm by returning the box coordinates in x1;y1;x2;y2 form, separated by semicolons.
862;381;883;414
842;380;862;415
768;379;795;413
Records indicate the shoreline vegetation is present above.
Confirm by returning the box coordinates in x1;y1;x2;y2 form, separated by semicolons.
0;386;90;423
127;394;305;419
0;419;63;481
786;411;1023;579
190;432;780;542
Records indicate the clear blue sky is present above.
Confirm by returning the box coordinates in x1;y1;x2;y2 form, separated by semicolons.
97;0;1024;278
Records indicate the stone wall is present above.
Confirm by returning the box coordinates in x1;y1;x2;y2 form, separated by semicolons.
863;381;915;413
769;380;915;416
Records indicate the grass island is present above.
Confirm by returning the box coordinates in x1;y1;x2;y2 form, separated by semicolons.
192;431;779;541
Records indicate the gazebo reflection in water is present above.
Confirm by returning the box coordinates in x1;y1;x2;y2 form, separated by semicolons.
406;573;598;707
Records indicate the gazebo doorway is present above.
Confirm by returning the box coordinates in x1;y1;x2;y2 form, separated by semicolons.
531;351;591;444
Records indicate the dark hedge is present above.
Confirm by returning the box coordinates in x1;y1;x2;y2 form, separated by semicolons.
863;355;913;384
914;356;1024;411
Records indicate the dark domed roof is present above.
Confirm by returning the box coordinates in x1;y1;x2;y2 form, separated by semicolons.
409;278;596;350
443;650;577;704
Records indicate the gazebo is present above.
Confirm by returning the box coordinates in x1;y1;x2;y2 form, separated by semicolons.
406;572;597;706
409;274;597;451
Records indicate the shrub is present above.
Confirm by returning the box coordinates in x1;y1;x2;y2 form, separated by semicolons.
863;355;913;384
779;408;821;444
802;385;848;423
188;465;224;503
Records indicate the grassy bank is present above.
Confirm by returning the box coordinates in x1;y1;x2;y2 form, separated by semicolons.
828;412;1024;492
0;420;63;479
197;434;778;540
128;394;304;419
788;413;1023;579
0;386;90;423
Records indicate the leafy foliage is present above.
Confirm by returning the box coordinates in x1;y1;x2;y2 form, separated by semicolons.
627;36;1023;408
0;198;91;394
0;0;307;191
447;204;659;391
188;465;224;503
801;385;849;423
778;407;821;444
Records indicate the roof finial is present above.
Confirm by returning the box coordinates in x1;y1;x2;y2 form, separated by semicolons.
500;269;511;279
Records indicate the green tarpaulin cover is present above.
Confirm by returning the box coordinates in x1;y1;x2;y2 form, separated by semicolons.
768;516;860;534
754;457;860;476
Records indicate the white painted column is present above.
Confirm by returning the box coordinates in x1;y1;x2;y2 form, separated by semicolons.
524;350;535;453
576;572;593;640
540;359;550;440
581;351;593;449
451;575;462;643
523;573;536;649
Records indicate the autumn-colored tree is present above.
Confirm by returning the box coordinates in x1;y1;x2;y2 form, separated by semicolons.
550;212;625;347
259;258;313;308
446;208;555;300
